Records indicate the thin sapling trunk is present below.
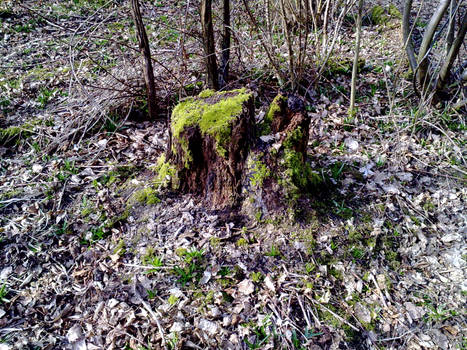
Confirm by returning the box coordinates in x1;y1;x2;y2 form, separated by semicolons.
349;0;363;117
130;0;158;119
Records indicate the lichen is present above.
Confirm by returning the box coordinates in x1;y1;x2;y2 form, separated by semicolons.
171;88;252;163
261;94;286;135
153;154;178;189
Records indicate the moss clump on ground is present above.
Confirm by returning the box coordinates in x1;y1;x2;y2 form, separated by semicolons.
113;239;126;256
0;124;33;145
130;187;160;205
325;57;366;76
388;4;402;19
370;5;401;25
153;154;178;189
171;88;252;161
261;94;286;135
371;5;386;24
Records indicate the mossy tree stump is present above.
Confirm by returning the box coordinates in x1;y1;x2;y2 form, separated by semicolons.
161;89;320;219
242;93;321;219
167;89;255;208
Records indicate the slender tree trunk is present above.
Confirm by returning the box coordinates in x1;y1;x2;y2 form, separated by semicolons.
280;0;296;89
130;0;157;119
321;0;331;56
446;0;457;53
402;0;417;72
437;9;467;91
220;0;231;88
241;0;285;85
417;0;450;92
349;0;363;116
200;0;219;90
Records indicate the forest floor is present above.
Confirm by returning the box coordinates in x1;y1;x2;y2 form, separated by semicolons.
0;1;466;350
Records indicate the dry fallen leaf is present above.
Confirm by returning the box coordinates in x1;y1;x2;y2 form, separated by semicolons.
238;279;255;295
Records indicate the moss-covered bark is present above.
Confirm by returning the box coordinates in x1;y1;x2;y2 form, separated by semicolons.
168;88;255;208
242;93;322;221
166;89;323;219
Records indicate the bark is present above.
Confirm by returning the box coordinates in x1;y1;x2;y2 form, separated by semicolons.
437;9;467;92
219;0;231;88
417;0;450;92
446;0;457;53
402;0;417;72
130;0;158;119
168;90;255;208
349;0;363;116
200;0;219;90
243;93;314;219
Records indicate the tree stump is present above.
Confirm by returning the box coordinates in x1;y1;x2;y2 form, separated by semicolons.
158;89;321;219
165;89;255;208
242;93;322;219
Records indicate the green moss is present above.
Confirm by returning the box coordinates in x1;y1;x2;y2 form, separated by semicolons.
251;271;263;283
371;5;400;25
388;5;402;19
113;239;126;255
282;127;322;193
261;94;286;135
0;124;33;145
175;247;187;257
131;187;160;205
153;154;178;189
26;66;56;82
236;238;249;247
171;88;252;162
184;81;204;93
324;57;365;76
249;160;271;187
198;89;216;98
0;189;21;201
210;237;221;248
371;6;386;24
105;205;131;229
422;200;435;212
321;310;342;329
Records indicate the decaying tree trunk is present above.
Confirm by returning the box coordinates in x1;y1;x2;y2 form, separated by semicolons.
242;93;320;219
130;0;158;119
166;89;255;208
159;88;320;218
